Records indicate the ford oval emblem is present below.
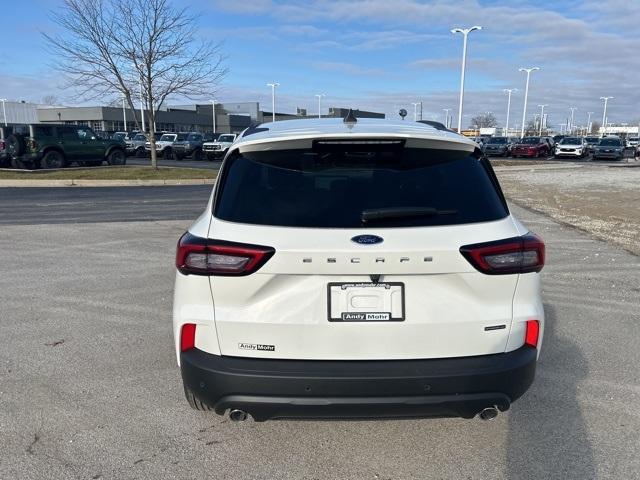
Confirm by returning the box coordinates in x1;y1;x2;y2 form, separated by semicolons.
351;234;383;245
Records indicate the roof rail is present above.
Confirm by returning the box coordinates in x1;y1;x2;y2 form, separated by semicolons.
417;120;450;132
242;123;269;137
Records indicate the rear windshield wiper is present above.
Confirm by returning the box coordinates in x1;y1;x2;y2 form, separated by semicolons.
361;207;458;224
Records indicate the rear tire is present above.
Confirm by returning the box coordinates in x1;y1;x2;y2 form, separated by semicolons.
135;147;146;158
184;386;214;411
164;148;174;160
106;149;126;166
193;149;204;161
40;150;66;169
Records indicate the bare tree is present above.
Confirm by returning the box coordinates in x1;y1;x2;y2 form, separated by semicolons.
42;95;59;106
590;121;601;135
469;112;497;129
44;0;227;168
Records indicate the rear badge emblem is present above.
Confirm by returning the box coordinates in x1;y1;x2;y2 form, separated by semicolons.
351;235;383;245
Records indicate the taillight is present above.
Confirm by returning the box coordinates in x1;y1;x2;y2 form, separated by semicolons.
524;320;540;348
175;232;275;276
460;232;545;275
180;323;196;352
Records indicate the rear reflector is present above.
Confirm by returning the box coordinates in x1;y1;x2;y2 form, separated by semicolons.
460;232;545;275
180;323;196;352
176;232;275;276
525;320;540;348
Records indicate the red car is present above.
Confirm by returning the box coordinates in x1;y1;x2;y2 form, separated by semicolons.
511;137;550;158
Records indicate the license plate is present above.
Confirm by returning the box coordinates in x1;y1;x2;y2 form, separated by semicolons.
327;282;405;322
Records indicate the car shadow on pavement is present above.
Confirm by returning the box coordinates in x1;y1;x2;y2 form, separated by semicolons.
506;304;596;479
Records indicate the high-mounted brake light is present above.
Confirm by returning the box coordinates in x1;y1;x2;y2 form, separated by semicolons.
180;323;196;352
176;232;275;276
525;320;540;348
460;232;545;275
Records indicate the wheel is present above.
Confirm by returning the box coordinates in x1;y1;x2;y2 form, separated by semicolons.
192;149;204;161
175;152;184;161
106;149;126;166
183;386;213;411
135;147;146;158
164;148;174;160
40;150;66;169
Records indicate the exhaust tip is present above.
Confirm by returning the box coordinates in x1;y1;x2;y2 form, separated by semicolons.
478;407;499;421
229;409;248;422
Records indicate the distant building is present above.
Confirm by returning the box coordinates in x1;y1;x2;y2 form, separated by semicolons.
1;99;385;139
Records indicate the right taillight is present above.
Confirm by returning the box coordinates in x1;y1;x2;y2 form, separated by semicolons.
176;232;275;276
460;233;545;275
524;320;540;348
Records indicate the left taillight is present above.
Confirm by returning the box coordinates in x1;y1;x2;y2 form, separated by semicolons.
460;232;545;275
175;232;275;276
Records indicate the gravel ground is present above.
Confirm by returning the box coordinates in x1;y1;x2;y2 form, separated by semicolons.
496;163;640;255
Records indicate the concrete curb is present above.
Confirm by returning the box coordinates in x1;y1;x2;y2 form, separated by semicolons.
0;178;216;187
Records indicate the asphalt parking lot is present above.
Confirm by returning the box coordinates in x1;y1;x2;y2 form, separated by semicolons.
1;186;639;479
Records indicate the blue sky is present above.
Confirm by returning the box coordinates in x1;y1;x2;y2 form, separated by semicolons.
2;0;640;128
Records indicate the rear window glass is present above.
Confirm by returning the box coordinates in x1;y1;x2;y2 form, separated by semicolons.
214;146;508;228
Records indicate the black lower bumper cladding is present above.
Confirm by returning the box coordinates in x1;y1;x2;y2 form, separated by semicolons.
181;346;537;421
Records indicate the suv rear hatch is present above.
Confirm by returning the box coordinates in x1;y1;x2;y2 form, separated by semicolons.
206;139;522;360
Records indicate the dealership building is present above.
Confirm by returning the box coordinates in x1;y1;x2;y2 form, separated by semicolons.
1;99;384;139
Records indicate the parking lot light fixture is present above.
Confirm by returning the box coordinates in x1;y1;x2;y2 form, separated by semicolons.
267;82;280;122
209;98;216;134
538;105;547;135
443;108;451;128
0;98;7;127
600;97;613;137
122;98;127;132
569;107;577;134
503;89;517;136
451;26;482;133
315;94;325;119
518;67;540;138
587;111;594;134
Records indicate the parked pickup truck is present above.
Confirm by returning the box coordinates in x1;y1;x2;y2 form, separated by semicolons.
173;132;216;161
203;134;237;161
4;124;126;169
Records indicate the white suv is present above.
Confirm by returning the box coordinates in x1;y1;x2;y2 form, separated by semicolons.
203;133;237;161
173;115;545;422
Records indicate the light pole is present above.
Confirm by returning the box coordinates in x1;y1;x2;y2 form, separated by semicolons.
411;102;421;121
315;94;325;119
503;89;517;136
122;98;127;132
0;98;7;127
538;104;547;135
569;107;577;134
600;97;613;137
443;108;451;128
451;25;482;133
209;98;216;134
587;112;594;134
267;82;280;122
519;67;540;138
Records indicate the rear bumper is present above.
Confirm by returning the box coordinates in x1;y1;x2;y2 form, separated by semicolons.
180;345;537;421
